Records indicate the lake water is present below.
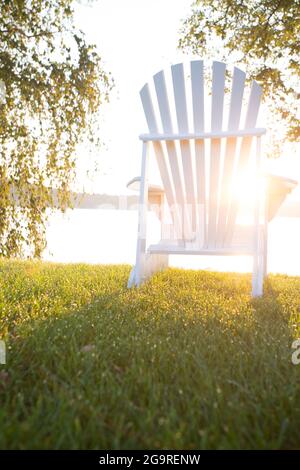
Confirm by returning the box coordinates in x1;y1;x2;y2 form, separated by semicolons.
43;209;300;276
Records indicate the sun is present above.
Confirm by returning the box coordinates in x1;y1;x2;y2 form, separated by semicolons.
231;167;266;209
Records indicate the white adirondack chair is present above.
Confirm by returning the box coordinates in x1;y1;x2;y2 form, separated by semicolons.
127;60;297;296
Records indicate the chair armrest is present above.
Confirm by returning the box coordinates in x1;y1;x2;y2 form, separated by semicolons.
139;128;266;141
263;173;298;221
127;177;164;195
127;176;141;192
264;173;298;190
127;177;164;209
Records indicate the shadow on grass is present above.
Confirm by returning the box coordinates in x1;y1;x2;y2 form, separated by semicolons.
1;269;300;449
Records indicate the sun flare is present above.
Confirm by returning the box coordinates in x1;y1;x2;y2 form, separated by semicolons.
231;168;266;208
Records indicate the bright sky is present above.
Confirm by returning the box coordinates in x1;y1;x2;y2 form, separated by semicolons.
74;0;192;194
45;0;300;273
73;0;300;197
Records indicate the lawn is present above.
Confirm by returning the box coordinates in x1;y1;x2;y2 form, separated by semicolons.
0;260;300;449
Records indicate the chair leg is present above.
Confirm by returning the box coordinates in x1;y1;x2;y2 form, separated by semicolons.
262;223;268;279
128;141;148;288
127;245;146;288
252;227;264;297
128;253;169;288
127;141;169;288
127;264;137;288
252;255;264;297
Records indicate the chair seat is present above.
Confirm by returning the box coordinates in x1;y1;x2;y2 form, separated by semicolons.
148;223;260;256
148;244;254;256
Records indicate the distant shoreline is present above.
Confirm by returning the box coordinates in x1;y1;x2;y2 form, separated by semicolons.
68;192;300;217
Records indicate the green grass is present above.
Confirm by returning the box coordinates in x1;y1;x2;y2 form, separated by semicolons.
0;260;300;449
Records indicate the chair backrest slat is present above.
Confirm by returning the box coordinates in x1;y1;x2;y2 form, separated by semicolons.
225;80;262;244
171;63;196;233
140;84;176;217
191;60;206;244
217;66;246;246
208;61;226;248
154;70;191;239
